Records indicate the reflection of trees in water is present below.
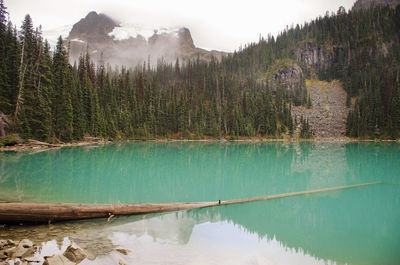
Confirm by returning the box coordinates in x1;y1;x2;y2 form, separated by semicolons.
0;152;24;202
1;142;302;203
8;142;392;205
345;142;400;184
1;182;399;264
187;183;400;265
1;143;399;263
291;142;355;191
297;141;314;163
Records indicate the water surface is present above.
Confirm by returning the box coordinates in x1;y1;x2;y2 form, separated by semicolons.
0;142;399;264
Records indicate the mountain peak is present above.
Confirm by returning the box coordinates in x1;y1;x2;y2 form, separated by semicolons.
85;11;99;19
69;11;118;42
178;27;195;49
66;12;227;67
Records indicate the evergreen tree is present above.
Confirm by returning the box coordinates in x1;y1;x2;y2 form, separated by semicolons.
30;40;52;141
52;36;73;142
0;0;9;114
16;14;39;139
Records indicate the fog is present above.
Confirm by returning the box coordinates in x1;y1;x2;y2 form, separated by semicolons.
7;0;356;52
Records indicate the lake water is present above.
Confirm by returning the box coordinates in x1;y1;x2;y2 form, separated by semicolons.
0;142;399;264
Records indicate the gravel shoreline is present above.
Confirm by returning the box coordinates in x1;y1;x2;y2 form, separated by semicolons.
1;137;399;152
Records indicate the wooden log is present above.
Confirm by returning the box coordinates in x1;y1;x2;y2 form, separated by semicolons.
27;139;61;147
219;182;382;205
0;182;381;224
0;202;217;223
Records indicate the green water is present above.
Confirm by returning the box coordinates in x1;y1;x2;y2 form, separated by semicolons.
0;142;399;265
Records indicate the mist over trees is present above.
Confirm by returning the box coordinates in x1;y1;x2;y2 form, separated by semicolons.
0;0;399;142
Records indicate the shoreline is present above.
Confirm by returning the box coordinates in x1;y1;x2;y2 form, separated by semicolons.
1;137;399;152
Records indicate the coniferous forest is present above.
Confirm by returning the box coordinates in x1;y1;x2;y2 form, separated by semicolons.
0;0;400;143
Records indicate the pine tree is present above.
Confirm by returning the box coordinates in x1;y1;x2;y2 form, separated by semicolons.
30;40;52;141
391;86;400;137
52;36;73;142
0;0;7;98
71;67;85;140
16;14;38;139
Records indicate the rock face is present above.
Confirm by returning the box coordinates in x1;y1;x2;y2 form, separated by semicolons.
269;63;304;92
69;11;118;43
352;0;400;10
67;11;226;67
266;60;308;106
293;42;337;73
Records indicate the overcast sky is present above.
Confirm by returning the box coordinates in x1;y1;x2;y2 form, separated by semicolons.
6;0;355;52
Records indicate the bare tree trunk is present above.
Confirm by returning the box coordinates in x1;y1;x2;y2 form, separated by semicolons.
36;39;43;92
0;113;9;137
0;182;381;224
14;40;26;121
0;119;5;137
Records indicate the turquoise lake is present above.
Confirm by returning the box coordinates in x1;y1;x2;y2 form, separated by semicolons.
0;142;399;265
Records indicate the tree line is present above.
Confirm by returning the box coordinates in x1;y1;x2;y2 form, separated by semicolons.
0;0;296;142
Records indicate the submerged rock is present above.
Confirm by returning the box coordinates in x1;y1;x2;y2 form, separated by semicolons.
18;239;33;249
0;250;6;260
63;243;87;263
44;254;75;265
5;246;26;259
118;258;128;265
23;256;41;263
116;248;131;255
7;240;16;247
5;239;35;260
0;240;7;249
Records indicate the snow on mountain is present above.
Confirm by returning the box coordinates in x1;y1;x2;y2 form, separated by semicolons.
42;11;226;67
108;23;180;41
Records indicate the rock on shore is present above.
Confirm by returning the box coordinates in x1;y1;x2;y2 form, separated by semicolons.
0;239;87;265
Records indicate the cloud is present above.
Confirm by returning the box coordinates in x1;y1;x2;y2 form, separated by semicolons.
6;0;355;52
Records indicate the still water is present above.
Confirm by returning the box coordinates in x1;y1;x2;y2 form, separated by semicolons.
0;142;399;264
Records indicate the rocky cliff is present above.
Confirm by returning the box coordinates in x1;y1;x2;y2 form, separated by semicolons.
293;42;335;73
66;12;226;67
267;60;305;92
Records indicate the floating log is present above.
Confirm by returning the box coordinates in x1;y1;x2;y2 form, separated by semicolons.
0;182;381;224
